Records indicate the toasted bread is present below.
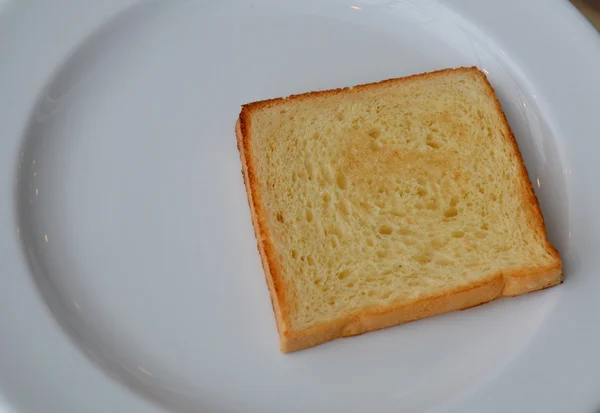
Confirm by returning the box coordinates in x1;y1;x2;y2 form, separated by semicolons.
236;67;562;352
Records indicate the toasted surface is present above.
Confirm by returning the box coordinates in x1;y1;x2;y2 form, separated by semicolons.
237;67;562;353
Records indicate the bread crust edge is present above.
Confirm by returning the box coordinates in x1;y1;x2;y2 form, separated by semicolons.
236;117;291;345
281;265;562;353
475;69;562;267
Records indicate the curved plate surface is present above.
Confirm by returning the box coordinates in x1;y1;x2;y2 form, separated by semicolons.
1;0;600;412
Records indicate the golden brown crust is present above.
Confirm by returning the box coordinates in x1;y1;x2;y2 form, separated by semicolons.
236;119;291;342
282;276;505;352
236;67;563;353
474;70;562;263
281;267;562;353
501;265;563;296
241;67;480;114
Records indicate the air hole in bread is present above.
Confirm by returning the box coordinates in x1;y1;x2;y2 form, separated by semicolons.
444;207;458;218
306;209;313;222
338;198;351;215
337;270;350;280
368;128;381;139
322;192;332;210
336;172;348;190
379;225;393;235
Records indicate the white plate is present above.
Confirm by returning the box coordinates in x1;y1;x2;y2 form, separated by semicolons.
1;0;600;412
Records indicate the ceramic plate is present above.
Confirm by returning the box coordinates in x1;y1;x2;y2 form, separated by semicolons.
2;0;600;412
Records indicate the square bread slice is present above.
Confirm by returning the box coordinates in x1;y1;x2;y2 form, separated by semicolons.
236;67;562;353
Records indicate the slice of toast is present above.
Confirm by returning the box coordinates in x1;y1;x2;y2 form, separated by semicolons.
236;67;562;353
